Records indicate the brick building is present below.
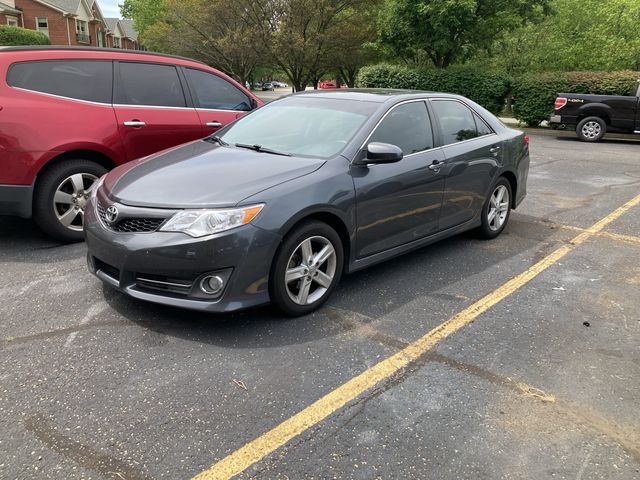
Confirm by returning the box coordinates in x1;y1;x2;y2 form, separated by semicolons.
1;0;140;49
0;0;22;27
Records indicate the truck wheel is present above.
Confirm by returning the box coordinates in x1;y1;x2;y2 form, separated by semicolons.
576;116;606;142
33;159;107;243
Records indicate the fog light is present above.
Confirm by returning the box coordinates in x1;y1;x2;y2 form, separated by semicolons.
200;275;224;295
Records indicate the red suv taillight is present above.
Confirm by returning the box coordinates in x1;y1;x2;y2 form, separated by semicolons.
554;97;567;110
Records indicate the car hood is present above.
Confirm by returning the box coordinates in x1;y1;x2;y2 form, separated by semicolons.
105;140;326;208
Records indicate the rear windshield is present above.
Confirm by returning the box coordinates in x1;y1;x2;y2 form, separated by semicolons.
218;96;378;158
7;60;112;104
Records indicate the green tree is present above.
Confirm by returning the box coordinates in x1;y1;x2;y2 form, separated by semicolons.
481;0;640;74
120;0;166;35
245;0;370;91
126;0;266;86
378;0;550;68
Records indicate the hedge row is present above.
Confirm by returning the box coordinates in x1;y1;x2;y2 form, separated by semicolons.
356;64;511;115
0;25;50;46
512;71;640;126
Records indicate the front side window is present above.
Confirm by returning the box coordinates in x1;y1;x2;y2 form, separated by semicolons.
36;17;48;37
7;60;112;103
368;101;433;155
186;68;251;111
431;100;480;145
218;96;378;158
116;62;186;107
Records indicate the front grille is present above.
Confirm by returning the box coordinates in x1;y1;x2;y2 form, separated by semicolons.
135;273;193;296
97;201;166;233
112;217;164;233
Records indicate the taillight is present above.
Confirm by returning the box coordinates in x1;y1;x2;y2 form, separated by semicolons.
524;135;529;145
554;97;567;109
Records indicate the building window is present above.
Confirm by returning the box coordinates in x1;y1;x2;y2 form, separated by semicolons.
6;16;18;27
97;30;104;47
36;17;48;37
113;37;121;48
76;19;89;43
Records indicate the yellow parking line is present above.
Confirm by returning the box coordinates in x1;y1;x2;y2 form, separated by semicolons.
598;231;640;247
531;219;640;247
192;193;640;480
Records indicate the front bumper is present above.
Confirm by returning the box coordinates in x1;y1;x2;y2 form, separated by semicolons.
0;184;33;218
85;198;281;312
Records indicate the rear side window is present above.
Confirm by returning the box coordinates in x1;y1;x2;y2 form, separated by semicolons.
186;68;252;111
432;100;480;145
474;113;493;136
7;60;112;103
368;101;434;155
116;62;186;107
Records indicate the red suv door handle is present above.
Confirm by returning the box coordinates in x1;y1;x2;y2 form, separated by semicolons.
206;121;223;128
123;120;146;127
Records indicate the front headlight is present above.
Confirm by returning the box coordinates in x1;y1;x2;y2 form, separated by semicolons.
159;204;264;237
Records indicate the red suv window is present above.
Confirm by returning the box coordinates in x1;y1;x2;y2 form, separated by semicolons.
7;60;112;103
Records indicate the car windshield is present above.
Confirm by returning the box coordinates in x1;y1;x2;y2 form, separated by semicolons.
218;96;378;158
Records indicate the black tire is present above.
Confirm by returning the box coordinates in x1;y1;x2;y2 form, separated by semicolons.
576;116;606;142
477;177;512;239
269;220;344;316
33;159;107;243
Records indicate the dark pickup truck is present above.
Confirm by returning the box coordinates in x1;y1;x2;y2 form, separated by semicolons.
549;82;640;141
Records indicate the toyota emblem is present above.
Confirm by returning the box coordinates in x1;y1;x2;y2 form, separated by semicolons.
105;205;119;224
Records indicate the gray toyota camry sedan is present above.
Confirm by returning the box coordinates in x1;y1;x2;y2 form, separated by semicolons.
85;90;529;316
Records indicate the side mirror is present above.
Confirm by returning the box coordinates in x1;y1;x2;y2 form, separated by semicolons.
355;142;403;165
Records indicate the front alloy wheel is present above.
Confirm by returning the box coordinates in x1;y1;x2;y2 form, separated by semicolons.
53;173;99;232
285;236;337;305
33;159;107;242
270;221;344;316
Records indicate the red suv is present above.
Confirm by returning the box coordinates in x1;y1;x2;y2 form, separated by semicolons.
0;46;263;241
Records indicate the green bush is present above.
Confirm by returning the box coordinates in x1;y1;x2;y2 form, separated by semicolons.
0;25;50;46
356;64;511;115
512;71;640;126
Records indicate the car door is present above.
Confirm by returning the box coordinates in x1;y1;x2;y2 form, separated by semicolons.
113;61;203;161
351;100;446;258
182;67;254;135
430;99;501;231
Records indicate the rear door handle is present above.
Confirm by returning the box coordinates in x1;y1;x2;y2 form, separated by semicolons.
123;120;146;127
489;146;501;155
428;160;444;171
206;121;223;128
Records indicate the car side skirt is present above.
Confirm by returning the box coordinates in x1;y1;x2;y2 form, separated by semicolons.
347;215;482;274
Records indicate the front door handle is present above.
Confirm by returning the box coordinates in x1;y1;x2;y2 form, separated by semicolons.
206;121;223;128
123;120;146;127
428;160;444;171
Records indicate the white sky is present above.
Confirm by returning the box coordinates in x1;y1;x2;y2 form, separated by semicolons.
99;0;121;18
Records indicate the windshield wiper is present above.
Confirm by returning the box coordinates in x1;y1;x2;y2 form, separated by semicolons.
206;135;229;146
235;143;291;156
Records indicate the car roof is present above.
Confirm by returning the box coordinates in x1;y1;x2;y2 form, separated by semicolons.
292;88;446;103
0;45;206;66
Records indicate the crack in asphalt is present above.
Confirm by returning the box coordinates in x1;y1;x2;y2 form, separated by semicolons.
24;413;154;480
2;320;130;347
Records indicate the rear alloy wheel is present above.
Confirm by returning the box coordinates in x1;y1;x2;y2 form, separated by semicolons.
576;116;606;142
33;159;107;242
270;221;344;316
478;177;512;239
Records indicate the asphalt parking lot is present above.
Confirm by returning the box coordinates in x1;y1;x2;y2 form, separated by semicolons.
1;131;639;480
